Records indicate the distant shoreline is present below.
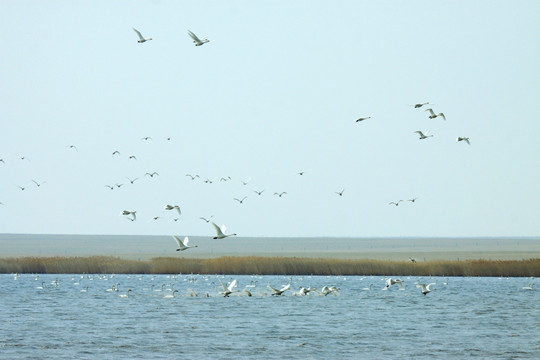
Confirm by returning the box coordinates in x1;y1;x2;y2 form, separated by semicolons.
1;256;539;277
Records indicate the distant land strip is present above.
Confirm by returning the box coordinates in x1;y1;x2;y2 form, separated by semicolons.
1;256;539;277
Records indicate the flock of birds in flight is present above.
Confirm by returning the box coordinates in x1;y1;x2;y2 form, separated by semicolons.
2;26;473;260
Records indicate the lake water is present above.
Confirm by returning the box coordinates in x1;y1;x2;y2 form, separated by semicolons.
1;274;538;359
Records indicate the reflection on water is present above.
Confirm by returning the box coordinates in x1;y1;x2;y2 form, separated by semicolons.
1;274;538;359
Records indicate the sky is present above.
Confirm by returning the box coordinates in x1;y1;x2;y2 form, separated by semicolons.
0;1;539;238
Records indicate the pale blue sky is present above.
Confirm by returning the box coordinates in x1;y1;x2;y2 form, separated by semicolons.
1;1;539;237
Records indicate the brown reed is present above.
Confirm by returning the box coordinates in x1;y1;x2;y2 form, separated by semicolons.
1;256;539;276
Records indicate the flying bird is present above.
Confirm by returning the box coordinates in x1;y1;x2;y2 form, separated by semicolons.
416;283;435;295
240;178;251;186
407;197;418;203
274;192;287;197
133;28;152;43
409;102;431;108
211;222;237;239
121;210;137;221
126;177;139;184
186;174;200;180
112;150;120;157
219;279;237;297
165;204;181;215
145;172;159;177
32;180;46;187
335;189;345;196
141;136;152;141
389;200;403;206
414;130;433;140
425;108;446;120
457;137;471;145
172;236;197;251
200;216;213;223
105;185;114;190
188;30;210;46
356;116;372;122
253;190;265;195
129;155;137;160
234;197;247;204
66;145;78;151
268;284;291;296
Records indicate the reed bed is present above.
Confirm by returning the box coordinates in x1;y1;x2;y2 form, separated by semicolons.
1;256;539;276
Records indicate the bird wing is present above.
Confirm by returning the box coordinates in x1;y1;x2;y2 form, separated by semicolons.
426;283;435;291
464;138;470;145
172;235;185;248
227;279;237;292
280;284;291;292
183;237;190;246
218;278;227;292
425;108;435;116
414;131;424;136
211;222;225;236
133;28;145;41
439;113;446;120
188;30;202;43
175;206;181;215
268;285;279;293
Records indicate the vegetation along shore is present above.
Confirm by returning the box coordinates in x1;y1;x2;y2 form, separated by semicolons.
1;256;539;277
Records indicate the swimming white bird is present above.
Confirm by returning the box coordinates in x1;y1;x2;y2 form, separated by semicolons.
211;222;237;239
165;204;181;215
164;290;179;298
172;236;198;251
119;289;132;298
133;28;152;43
121;210;137;221
522;284;534;291
219;279;237;297
234;196;247;204
274;192;287;197
416;283;435;295
335;189;345;196
414;130;433;139
356;116;372;122
188;30;210;46
425;108;446;120
457;137;470;145
268;283;291;296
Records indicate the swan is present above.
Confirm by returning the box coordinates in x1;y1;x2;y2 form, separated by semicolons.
164;290;179;298
409;102;431;108
188;288;198;297
211;222;237;239
121;210;136;221
293;287;312;296
173;236;198;251
133;28;152;43
522;284;534;290
165;204;181;215
362;284;373;291
355;116;372;122
188;30;210;46
457;137;470;145
80;285;89;293
268;283;291;296
414;130;433;139
385;278;403;289
219;279;237;297
416;283;435;295
425;108;446;120
320;285;339;296
119;289;132;298
240;178;251;185
141;136;152;141
234;196;247;204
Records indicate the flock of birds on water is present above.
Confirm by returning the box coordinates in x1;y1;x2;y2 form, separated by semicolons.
11;273;537;298
2;27;474;261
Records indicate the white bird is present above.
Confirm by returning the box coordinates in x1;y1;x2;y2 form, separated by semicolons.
133;28;152;43
121;210;137;221
219;279;237;297
356;116;372;122
164;290;179;298
385;278;404;289
172;236;198;251
320;285;339;296
414;130;433;139
234;196;247;204
119;289;132;298
211;222;237;239
425;108;446;120
416;283;435;295
188;30;210;46
457;137;471;145
165;204;181;215
522;284;534;291
268;283;291;296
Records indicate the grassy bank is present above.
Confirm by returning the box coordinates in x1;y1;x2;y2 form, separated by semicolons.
1;256;539;277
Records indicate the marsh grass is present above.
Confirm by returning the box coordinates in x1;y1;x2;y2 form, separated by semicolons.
1;256;539;276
